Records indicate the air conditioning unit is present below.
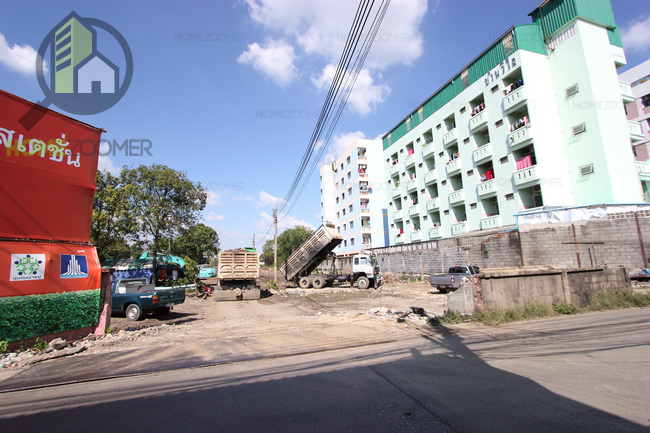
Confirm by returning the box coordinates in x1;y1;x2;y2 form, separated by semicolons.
580;164;594;176
572;123;587;135
565;83;579;98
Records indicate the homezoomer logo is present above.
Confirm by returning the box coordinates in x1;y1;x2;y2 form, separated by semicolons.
60;254;88;279
20;11;133;129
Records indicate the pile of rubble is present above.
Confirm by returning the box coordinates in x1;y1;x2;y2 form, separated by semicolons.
366;306;440;325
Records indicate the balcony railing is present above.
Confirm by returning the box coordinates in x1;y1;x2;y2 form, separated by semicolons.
442;128;458;147
407;179;417;192
469;110;489;132
428;227;442;240
513;165;540;187
472;143;493;164
507;124;533;151
393;209;403;221
449;189;465;205
446;158;461;175
410;231;422;242
424;169;438;185
391;185;403;198
409;205;419;217
480;215;502;230
390;164;399;176
477;179;497;197
503;86;526;113
629;120;644;142
451;222;467;235
619;80;634;103
405;154;416;168
426;198;439;211
422;144;435;159
395;235;404;244
636;161;650;179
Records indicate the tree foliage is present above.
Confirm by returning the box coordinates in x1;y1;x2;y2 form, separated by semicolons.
172;223;219;264
277;226;313;265
91;170;137;262
120;165;207;281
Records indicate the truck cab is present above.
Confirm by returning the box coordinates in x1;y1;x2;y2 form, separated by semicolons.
352;253;382;289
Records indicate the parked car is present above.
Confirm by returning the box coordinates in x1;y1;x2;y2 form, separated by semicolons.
429;266;480;294
112;278;186;321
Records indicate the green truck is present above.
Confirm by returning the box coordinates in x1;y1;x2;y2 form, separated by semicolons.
111;278;186;321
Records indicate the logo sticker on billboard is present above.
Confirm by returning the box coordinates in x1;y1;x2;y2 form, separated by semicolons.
60;254;88;279
10;254;46;281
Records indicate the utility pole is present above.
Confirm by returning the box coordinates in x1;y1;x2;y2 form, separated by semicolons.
273;204;278;283
252;234;256;251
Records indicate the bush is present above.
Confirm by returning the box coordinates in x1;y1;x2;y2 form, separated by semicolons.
268;280;278;291
553;302;578;315
0;340;7;354
32;338;48;352
0;290;100;342
588;291;650;311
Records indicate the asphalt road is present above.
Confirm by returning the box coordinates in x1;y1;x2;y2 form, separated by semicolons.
0;308;648;432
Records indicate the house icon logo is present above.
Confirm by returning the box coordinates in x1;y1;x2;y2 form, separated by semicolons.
34;12;133;116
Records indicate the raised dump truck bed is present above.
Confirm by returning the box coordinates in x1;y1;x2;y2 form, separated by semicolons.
281;223;342;284
215;248;260;301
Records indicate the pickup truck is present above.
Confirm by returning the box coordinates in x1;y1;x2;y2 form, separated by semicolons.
429;266;480;294
112;278;186;321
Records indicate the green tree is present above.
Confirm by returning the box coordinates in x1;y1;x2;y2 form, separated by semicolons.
260;239;274;266
91;170;137;262
121;164;207;284
172;223;220;264
276;226;313;265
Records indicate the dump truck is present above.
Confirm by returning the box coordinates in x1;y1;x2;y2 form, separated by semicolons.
214;248;261;301
281;222;382;289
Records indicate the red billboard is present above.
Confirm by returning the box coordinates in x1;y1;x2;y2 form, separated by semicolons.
0;241;101;297
0;90;103;243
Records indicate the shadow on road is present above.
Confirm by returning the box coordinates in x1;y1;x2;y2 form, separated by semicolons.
1;313;648;432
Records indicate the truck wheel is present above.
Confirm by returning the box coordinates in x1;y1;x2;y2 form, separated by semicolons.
312;276;325;289
438;289;448;294
126;304;142;321
299;277;312;289
356;276;370;289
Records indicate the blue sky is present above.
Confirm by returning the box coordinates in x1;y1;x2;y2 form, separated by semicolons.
2;0;649;250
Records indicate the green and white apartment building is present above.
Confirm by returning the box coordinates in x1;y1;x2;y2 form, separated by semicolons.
383;0;646;245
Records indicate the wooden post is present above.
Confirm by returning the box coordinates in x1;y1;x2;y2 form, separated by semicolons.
273;205;278;283
571;224;581;268
634;212;647;268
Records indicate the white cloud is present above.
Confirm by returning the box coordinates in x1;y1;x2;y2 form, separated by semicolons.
206;190;222;206
97;150;119;174
0;33;46;76
326;130;366;161
257;190;286;208
312;65;389;116
256;211;314;233
241;0;428;114
237;39;298;87
622;15;650;54
205;212;225;221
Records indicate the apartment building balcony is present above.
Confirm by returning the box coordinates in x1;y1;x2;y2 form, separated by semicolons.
629;120;644;142
390;164;399;176
405;154;416;168
503;86;526;113
428;227;442;240
513;165;540;187
409;205;419;217
395;235;405;245
359;188;369;196
360;206;370;214
391;185;403;198
636;161;650;180
446;158;461;176
422;143;435;159
619;81;634;103
424;169;438;185
406;179;418;192
451;222;467;236
393;209;403;221
426;198;439;211
449;189;465;205
477;179;497;197
507;124;533;151
442;129;458;147
469;110;489;132
480;215;501;230
473;143;493;165
361;225;372;232
410;231;422;242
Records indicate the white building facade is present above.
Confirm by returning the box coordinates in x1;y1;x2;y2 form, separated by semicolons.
382;0;645;246
320;139;389;256
620;59;650;200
